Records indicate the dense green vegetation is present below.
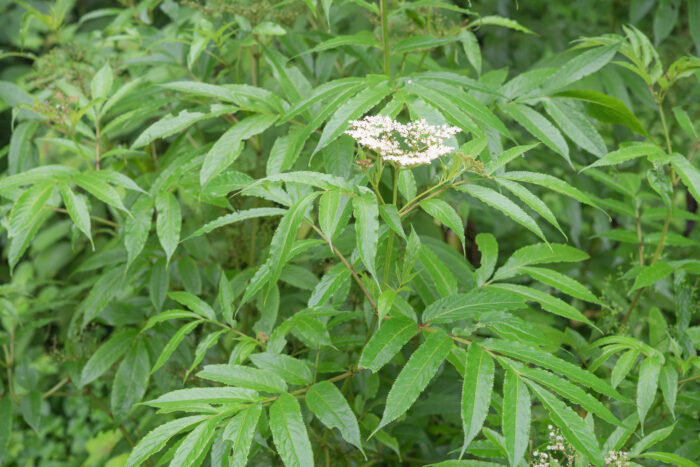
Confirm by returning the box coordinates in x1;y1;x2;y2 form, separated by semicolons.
1;0;699;465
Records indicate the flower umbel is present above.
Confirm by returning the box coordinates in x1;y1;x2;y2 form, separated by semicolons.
345;115;460;166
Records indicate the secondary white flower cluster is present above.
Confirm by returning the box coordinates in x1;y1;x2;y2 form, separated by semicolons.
345;115;460;167
604;450;630;466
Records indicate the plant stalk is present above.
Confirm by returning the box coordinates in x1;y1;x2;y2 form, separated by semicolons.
380;0;390;77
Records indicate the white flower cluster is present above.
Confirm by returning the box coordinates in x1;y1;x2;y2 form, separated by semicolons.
532;426;573;466
345;115;461;167
604;450;630;466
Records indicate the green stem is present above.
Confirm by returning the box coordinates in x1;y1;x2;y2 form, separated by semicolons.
382;167;400;286
380;0;391;77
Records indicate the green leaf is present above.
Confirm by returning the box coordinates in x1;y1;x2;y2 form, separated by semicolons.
0;165;75;193
378;204;406;240
636;452;696;467
418;244;458;297
485;143;539;175
374;330;453;433
474;233;498;286
582;142;664;170
124;194;153;267
150;258;169;312
467;15;534;34
304;31;379;55
501;103;570;165
91;63;113;100
80;328;138;386
185;330;225;378
612;349;640;389
653;0;678;45
630;423;676;455
170;416;222;467
526;381;604;466
132;110;212;149
111;339;150;420
502;358;621;426
151;320;202;374
223;403;262;467
502;370;530;467
420;198;464;249
690;0;700;54
543;98;607;157
353;188;379;282
200;114;277;186
155;191;181;263
554;90;648;137
168;291;216;321
314;81;391;154
630;262;673;292
306;381;364;454
197;364;287;393
499;171;602;212
8;182;55;238
672;107;698;140
422;289;526;324
80;266;128;327
658;363;677;418
637;355;661;429
20;391;41;433
59;182;92;244
460;344;494;455
358;316;418;372
144;387;259;411
483;339;625;400
457;183;546;242
542;43;620;94
521;266;601;304
250;352;313;386
269;393;315;467
489;283;595;326
669;154;700;203
125;415;208;467
308;265;351;307
392;35;461;54
186;207;286;240
495;179;566;239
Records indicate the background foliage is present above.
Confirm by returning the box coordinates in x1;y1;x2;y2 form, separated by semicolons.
1;0;699;465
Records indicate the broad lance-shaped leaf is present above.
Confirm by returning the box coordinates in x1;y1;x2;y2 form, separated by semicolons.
495;179;566;239
670;153;700;203
124;194;153;267
630;262;673;292
659;363;677;418
474;233;498;285
280;77;365;122
482;339;625;401
319;190;352;246
132;110;214;149
80;328;138;387
8;182;54;238
543;98;607;157
197;364;288;393
527;381;604;466
611;349;640;389
489;283;595;327
170;415;222;467
359;316;418;372
542;43;620;94
353;188;379;282
498;171;602;213
59;182;92;244
306;381;364;455
460;343;494;456
155;191;181;263
422;289;526;324
582;142;664;171
637;355;661;430
266;192;321;285
111;339;150;421
125;415;208;467
374;330;453;434
555;89;648;137
186;207;286;240
223;403;262;467
420;198;465;249
200;114;277;186
503;370;530;467
521;266;602;304
456;184;546;242
637;452;697;467
269;393;315;467
151;320;202;374
144;388;259;411
500;357;621;427
249;352;313;386
501;103;570;166
494;242;589;280
168;291;216;321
